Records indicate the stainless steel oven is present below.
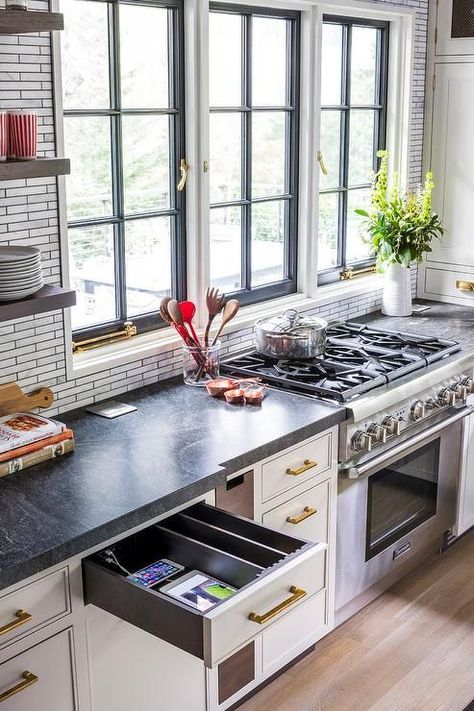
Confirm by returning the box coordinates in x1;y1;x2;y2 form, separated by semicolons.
335;408;469;620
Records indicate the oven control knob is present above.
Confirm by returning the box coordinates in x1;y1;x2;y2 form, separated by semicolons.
381;415;401;436
367;422;387;444
460;376;474;394
452;382;468;402
425;398;439;411
410;400;425;421
437;388;456;407
350;430;373;453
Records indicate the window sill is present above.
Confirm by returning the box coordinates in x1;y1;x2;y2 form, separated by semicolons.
70;273;384;379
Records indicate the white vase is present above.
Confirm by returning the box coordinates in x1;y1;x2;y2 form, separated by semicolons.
382;263;412;316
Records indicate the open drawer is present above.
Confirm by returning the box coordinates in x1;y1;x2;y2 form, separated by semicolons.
83;502;326;667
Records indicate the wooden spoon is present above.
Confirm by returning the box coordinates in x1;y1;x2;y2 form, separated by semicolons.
211;299;240;346
167;299;183;327
159;296;173;326
204;287;225;346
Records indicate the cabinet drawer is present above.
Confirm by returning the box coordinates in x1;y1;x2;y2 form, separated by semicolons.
83;502;325;667
262;479;329;544
262;589;326;677
424;266;474;302
0;629;76;710
0;569;70;650
262;431;333;503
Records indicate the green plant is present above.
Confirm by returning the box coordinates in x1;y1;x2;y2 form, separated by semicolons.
356;150;444;269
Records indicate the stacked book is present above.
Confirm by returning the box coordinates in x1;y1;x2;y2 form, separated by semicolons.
0;412;74;478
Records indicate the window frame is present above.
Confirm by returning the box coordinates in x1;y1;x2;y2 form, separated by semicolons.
208;2;301;306
317;14;389;286
63;0;187;342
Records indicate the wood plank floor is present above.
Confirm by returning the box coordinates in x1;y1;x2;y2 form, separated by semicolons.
241;531;474;711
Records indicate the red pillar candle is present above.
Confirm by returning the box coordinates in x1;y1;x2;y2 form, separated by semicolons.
9;111;38;160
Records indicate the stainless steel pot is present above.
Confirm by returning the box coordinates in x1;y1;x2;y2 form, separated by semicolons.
255;309;327;359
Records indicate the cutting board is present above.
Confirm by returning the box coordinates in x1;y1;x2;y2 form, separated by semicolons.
0;383;54;417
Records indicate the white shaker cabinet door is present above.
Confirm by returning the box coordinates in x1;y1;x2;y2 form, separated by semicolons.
429;63;474;270
456;409;474;536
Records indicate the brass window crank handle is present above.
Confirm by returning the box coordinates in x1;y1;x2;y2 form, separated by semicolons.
177;158;189;191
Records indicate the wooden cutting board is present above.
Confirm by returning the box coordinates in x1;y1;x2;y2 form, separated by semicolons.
0;383;54;417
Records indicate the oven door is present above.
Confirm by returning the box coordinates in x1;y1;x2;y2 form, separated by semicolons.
335;409;468;613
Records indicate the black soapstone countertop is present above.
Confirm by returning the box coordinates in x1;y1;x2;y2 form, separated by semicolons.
0;376;345;591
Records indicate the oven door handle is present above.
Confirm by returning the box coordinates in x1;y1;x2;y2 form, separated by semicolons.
341;407;472;479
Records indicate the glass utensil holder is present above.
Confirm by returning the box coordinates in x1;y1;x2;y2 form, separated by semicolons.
183;343;220;386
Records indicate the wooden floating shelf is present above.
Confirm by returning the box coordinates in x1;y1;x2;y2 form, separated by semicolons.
0;9;64;34
0;285;76;323
0;157;70;181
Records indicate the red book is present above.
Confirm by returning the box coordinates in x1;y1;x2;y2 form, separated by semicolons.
0;429;74;463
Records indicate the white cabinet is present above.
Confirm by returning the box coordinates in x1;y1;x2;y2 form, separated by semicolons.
420;62;474;304
435;1;474;57
456;408;474;536
0;629;77;710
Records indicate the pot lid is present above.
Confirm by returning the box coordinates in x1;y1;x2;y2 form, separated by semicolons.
256;308;327;334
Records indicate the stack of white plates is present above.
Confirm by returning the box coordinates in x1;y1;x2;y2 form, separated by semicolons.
0;246;43;301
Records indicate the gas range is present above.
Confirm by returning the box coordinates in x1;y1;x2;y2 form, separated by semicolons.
221;321;474;469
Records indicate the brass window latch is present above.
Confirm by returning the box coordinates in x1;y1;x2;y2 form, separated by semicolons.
177;158;189;191
73;321;137;354
317;151;328;176
340;265;377;281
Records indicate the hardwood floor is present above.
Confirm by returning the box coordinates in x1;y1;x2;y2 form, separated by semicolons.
241;532;474;711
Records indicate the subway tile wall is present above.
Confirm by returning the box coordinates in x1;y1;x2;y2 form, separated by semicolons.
0;0;428;416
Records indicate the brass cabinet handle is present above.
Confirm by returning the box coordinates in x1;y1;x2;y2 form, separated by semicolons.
177;158;189;191
0;671;38;702
286;506;317;525
456;279;474;292
248;586;306;625
0;609;32;637
286;459;317;476
317;151;328;175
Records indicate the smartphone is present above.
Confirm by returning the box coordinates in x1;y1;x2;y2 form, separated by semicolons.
127;559;185;588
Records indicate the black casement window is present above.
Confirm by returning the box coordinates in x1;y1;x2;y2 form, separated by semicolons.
317;15;388;284
209;4;300;304
61;0;185;340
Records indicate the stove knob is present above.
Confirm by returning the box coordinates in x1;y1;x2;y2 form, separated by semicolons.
381;415;401;436
410;400;425;421
452;382;468;402
350;430;373;453
437;388;456;407
425;398;439;411
367;422;387;444
460;376;474;394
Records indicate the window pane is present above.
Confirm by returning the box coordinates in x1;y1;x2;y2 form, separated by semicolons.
62;0;109;110
64;116;113;221
318;192;339;270
252;17;287;106
209;13;242;107
346;188;372;263
319;111;341;190
252;112;286;198
122;115;170;214
210;206;242;292
120;4;169;109
210;113;242;204
351;27;378;105
125;217;171;317
321;24;342;105
69;224;116;330
349;110;376;186
251;201;286;287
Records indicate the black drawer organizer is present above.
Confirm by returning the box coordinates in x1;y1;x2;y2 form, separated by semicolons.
83;502;316;661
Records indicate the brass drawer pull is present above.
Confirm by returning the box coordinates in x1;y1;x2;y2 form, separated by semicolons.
0;609;32;636
286;506;317;525
456;279;474;292
249;586;306;625
286;459;317;476
0;671;38;702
